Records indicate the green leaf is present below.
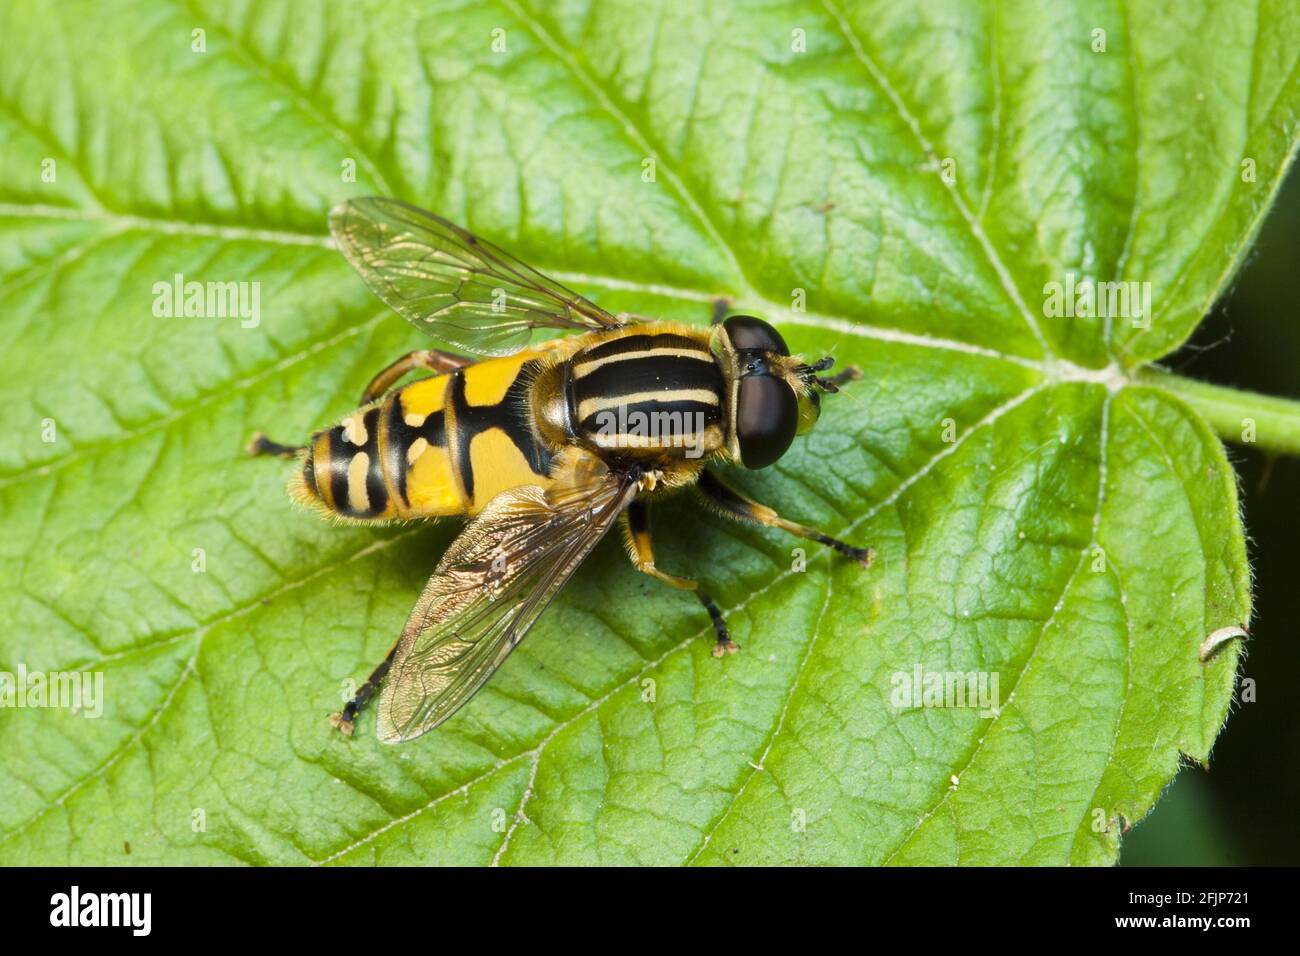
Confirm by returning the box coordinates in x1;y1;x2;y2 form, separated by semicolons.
0;0;1287;865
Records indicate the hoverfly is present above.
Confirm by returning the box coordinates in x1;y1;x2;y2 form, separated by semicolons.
249;198;872;742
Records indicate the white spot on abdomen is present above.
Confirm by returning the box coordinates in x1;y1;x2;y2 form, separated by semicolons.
407;437;429;465
342;413;368;445
347;452;371;512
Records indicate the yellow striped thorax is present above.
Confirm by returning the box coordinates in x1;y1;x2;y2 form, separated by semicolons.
564;326;726;460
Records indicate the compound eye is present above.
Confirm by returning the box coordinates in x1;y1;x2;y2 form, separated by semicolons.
723;315;789;356
736;375;798;469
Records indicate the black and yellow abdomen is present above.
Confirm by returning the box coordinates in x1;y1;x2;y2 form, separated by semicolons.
296;350;558;520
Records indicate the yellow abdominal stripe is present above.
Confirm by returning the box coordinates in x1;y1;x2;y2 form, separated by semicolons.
467;428;544;511
405;443;463;514
400;375;449;419
464;353;529;404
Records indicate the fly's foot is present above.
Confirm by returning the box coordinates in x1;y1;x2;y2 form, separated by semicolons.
846;545;875;569
328;712;355;737
830;365;863;387
247;431;304;459
697;588;735;656
814;535;874;568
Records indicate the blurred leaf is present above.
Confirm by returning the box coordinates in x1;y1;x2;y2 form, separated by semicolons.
1119;771;1246;866
0;0;1288;865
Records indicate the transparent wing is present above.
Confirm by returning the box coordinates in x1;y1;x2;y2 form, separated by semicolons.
329;197;625;355
377;453;638;742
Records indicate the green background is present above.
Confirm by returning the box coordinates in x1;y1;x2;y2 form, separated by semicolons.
1123;166;1300;867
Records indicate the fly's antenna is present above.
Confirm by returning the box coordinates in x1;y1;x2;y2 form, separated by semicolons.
794;356;859;393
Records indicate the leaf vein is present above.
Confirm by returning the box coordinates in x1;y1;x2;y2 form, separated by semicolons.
819;0;1052;358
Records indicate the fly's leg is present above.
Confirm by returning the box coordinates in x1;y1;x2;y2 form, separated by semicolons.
821;367;861;389
621;501;737;657
330;638;402;736
246;434;305;458
360;348;473;404
697;470;874;567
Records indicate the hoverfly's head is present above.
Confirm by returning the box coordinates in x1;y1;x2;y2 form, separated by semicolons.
716;314;845;469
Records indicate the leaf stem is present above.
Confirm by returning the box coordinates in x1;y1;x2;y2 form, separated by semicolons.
1138;367;1300;456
